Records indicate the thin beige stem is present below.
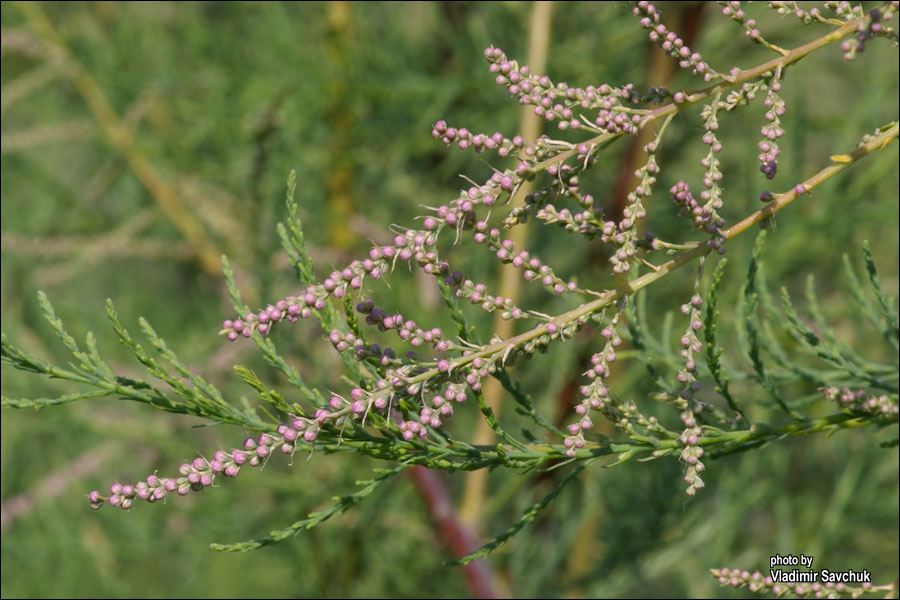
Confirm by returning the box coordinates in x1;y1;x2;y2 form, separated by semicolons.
460;0;554;529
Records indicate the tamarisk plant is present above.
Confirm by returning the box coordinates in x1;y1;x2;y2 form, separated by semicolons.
2;1;898;590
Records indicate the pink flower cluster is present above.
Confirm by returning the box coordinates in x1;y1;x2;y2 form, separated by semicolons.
820;386;899;419
483;46;643;135
632;2;715;80
670;182;727;245
711;567;884;597
89;424;308;510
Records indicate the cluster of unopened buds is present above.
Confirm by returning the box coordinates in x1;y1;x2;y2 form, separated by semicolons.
679;409;706;496
401;382;471;441
88;377;481;510
759;77;785;179
598;141;659;275
222;299;305;340
518;187;602;237
448;274;527;320
220;234;445;341
483;46;644;134
820;386;899;419
565;322;624;457
720;1;766;44
354;300;449;351
710;567;884;598
489;236;579;294
670;182;727;246
431;120;525;157
89;423;310;510
770;1;828;24
677;294;705;400
632;1;714;79
841;5;897;61
675;292;707;496
329;328;401;365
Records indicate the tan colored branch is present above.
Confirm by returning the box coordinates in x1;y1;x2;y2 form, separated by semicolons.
460;0;554;529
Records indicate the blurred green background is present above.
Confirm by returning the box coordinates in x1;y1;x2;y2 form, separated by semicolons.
1;2;897;598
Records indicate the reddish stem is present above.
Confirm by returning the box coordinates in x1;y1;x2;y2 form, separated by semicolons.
407;465;504;598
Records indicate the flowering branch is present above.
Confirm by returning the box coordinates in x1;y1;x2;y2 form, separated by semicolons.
2;2;897;582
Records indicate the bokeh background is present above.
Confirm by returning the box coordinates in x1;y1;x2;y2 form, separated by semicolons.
1;2;897;598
